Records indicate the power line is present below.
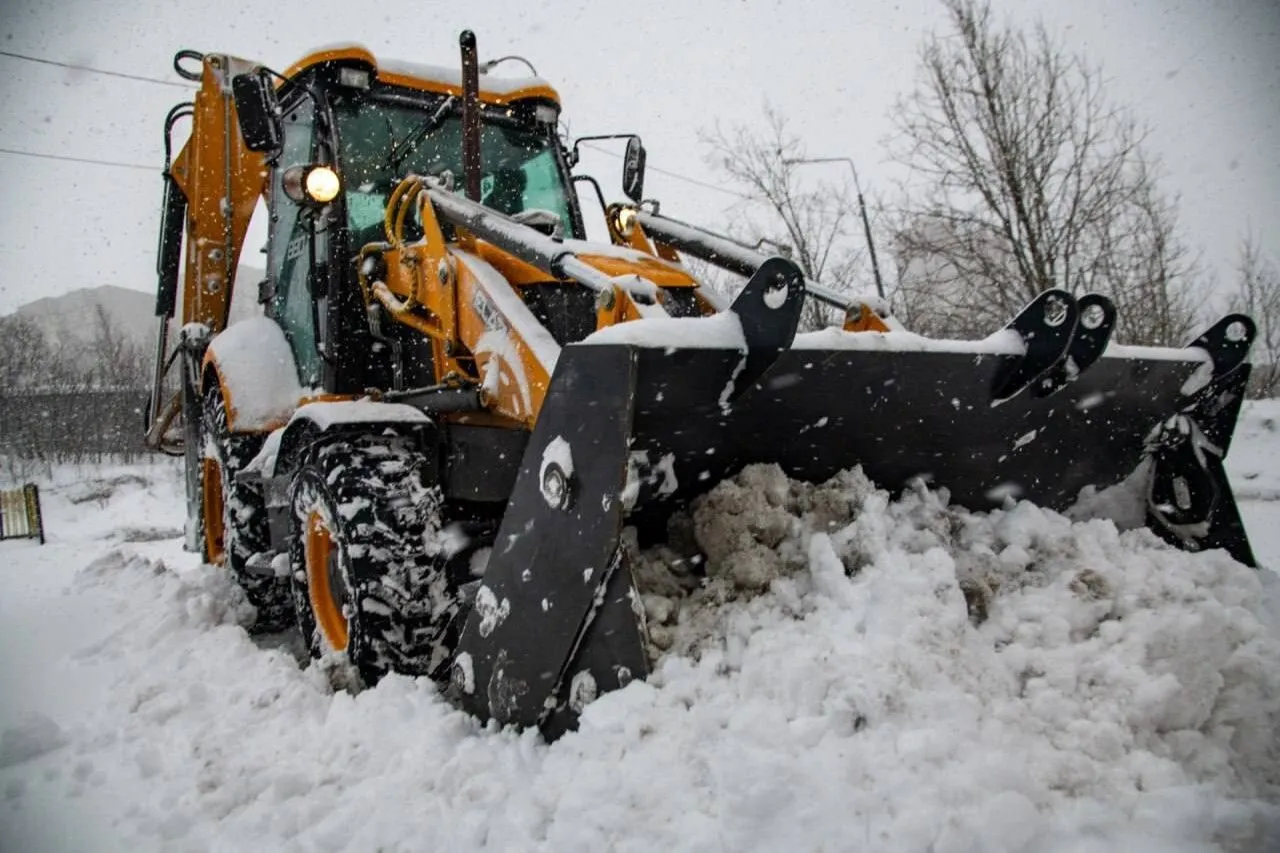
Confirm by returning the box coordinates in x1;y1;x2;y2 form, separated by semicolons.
649;161;749;200
0;146;157;171
0;137;762;194
0;125;751;204
0;49;193;90
2;138;748;196
580;141;751;201
650;161;750;200
0;49;751;204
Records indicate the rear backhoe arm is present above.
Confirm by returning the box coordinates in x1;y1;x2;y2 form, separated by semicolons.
145;51;269;452
167;52;269;334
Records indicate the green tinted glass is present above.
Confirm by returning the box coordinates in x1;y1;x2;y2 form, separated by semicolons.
334;97;575;246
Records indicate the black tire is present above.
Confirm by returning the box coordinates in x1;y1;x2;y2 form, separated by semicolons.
287;436;460;686
200;385;292;631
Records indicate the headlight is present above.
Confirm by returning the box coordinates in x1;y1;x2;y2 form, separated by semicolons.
305;166;340;203
282;164;341;205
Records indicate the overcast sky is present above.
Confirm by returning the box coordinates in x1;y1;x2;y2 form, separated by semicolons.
0;0;1275;319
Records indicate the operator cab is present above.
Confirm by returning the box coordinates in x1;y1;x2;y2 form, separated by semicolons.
327;81;581;245
260;47;581;241
234;46;588;392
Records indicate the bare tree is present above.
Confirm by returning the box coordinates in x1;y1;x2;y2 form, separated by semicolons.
679;256;740;307
888;0;1198;345
0;315;51;392
1230;234;1280;397
700;105;867;330
0;306;152;464
86;303;150;389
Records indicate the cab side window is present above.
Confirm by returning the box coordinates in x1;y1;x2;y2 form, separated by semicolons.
267;98;324;387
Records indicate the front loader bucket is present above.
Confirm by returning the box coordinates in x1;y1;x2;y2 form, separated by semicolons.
451;259;1257;736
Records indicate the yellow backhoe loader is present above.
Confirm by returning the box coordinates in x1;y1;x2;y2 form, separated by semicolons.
144;32;1258;737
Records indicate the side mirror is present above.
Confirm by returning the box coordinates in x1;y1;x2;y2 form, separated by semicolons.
622;136;646;203
231;68;283;155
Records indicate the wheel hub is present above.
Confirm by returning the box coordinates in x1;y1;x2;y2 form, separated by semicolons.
305;511;350;651
201;457;226;566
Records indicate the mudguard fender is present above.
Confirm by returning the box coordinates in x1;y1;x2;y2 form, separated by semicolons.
203;317;303;433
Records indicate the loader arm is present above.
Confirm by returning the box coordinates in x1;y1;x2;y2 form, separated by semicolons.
145;52;270;456
609;204;894;333
366;175;710;427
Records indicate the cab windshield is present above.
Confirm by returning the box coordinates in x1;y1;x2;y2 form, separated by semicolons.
332;94;576;246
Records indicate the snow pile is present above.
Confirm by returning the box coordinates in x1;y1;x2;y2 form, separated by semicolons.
0;714;67;769
582;309;745;349
2;446;1279;851
629;464;1280;850
1226;399;1280;502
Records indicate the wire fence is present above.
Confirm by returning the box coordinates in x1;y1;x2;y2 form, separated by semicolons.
0;388;151;464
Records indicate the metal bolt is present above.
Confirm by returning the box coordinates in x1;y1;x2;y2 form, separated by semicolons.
1043;295;1069;328
540;463;573;511
1081;303;1106;330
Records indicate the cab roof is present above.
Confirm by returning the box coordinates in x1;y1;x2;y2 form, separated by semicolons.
283;44;561;107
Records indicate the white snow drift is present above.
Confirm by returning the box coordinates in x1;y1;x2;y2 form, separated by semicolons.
2;405;1279;852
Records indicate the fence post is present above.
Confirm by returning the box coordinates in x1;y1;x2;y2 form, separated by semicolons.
24;484;44;545
0;484;45;545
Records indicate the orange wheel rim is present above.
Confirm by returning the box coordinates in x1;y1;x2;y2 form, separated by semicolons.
305;510;348;651
202;457;225;566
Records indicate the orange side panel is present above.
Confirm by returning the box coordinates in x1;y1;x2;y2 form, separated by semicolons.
474;242;552;285
574;253;697;287
473;241;697;288
453;262;552;426
652;240;683;264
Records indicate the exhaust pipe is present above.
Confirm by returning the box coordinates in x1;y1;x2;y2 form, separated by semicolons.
459;30;481;202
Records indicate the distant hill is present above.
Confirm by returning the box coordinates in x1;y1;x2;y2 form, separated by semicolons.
11;285;156;351
4;268;268;349
0;270;267;387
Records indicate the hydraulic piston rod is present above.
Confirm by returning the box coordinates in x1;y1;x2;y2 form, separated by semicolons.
634;209;887;316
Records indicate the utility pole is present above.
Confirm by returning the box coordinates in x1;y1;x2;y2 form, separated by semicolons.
783;156;885;299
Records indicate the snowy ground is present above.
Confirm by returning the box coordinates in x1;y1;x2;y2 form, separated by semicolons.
2;403;1279;853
